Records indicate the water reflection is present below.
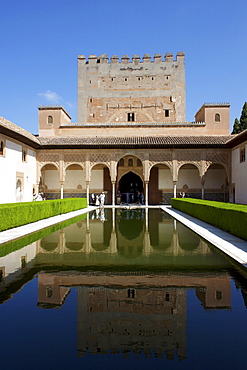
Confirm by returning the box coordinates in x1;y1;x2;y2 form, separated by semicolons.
36;270;232;360
0;208;247;365
36;208;222;265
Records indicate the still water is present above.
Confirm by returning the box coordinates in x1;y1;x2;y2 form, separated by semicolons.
0;208;247;370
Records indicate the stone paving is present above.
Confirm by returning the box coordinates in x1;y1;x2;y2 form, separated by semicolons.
161;205;247;269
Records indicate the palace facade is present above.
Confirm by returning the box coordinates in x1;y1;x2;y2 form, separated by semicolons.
0;52;247;204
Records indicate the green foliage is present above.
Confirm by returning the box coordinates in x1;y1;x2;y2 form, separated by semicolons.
240;102;247;130
231;118;241;134
0;198;87;232
0;213;87;257
171;198;247;241
232;102;247;134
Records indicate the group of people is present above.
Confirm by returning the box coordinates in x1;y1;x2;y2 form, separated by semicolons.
91;192;105;207
179;192;189;198
33;192;45;201
116;190;145;205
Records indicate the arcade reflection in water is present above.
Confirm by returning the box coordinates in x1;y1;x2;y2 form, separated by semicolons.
37;208;220;263
1;208;247;362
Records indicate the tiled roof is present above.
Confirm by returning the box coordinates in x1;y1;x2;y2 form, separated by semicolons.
0;116;40;147
38;135;233;148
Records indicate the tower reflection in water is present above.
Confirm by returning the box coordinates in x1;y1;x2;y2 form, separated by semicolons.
36;208;233;360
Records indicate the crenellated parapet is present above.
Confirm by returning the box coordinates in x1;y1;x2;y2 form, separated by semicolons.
78;52;186;124
77;52;185;65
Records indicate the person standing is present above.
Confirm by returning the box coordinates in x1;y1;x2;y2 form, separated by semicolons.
91;193;95;205
99;191;105;207
117;190;121;205
95;194;100;206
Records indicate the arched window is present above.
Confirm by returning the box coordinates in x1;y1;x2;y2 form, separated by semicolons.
128;158;133;166
47;115;53;125
119;158;124;166
137;158;142;166
215;113;220;122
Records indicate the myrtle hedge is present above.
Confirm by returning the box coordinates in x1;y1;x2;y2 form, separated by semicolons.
171;198;247;241
0;198;87;232
0;213;87;257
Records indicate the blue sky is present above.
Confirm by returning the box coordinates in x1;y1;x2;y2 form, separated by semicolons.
1;0;246;134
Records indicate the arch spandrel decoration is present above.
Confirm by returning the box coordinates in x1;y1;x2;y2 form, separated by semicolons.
205;152;230;180
38;153;60;170
118;169;144;182
177;162;202;177
148;161;173;178
149;152;173;162
90;154;111;170
39;162;59;171
64;162;84;171
115;152;145;163
64;153;85;167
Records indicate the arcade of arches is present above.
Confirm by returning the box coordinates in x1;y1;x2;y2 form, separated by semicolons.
37;150;230;205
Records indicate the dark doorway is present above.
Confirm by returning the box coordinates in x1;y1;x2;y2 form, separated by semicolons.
118;171;143;203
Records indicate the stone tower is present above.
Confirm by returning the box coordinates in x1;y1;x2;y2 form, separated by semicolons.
78;52;185;124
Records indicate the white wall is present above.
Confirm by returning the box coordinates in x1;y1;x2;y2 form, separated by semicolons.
43;169;60;190
158;168;173;189
64;169;85;190
232;142;247;204
177;168;201;189
0;137;37;203
90;169;103;189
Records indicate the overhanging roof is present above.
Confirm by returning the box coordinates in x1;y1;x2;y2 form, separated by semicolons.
38;135;234;149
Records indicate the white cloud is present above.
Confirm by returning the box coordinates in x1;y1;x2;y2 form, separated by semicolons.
38;90;62;103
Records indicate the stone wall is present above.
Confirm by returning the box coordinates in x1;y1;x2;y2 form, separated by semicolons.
78;52;185;124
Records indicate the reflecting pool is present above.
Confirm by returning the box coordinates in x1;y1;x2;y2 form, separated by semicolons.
0;208;247;370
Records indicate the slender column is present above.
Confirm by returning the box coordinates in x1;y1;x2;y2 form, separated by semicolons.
60;182;64;199
201;184;205;200
112;181;116;206
201;177;205;200
173;181;177;198
86;181;90;205
145;182;148;206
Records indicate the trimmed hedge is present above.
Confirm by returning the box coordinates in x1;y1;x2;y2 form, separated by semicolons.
171;198;247;241
0;198;87;232
0;213;87;257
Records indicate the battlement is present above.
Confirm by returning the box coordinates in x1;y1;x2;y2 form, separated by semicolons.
78;52;185;65
78;52;186;124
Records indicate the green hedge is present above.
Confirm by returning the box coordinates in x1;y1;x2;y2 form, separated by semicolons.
0;198;87;232
171;198;247;241
0;213;87;257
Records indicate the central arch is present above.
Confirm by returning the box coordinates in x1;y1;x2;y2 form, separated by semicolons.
118;171;143;203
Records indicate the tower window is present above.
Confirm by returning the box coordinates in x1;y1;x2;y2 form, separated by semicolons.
47;115;53;125
127;113;135;122
127;288;135;298
165;110;170;117
215;113;221;122
215;290;222;300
